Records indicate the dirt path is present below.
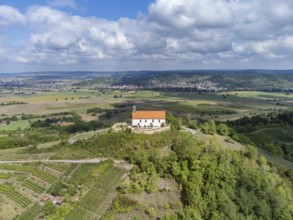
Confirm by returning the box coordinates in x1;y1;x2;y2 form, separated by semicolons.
0;158;133;172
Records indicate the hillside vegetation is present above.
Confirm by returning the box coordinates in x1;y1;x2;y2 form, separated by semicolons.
39;129;293;219
226;111;293;161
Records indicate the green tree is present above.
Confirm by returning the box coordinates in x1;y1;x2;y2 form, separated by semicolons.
42;201;55;216
216;124;229;136
201;119;216;135
188;119;199;129
167;113;182;130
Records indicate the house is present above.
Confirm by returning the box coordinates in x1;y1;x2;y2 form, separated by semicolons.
132;106;166;127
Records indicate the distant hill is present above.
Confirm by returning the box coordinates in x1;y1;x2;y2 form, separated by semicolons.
1;70;293;91
112;70;293;91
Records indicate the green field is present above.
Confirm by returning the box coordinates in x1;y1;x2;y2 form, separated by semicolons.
225;91;293;99
247;127;293;144
0;118;44;131
0;120;30;131
246;127;293;161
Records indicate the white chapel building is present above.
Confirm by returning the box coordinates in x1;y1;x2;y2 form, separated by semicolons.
132;106;166;127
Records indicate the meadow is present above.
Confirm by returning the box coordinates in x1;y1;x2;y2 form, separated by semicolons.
0;120;30;131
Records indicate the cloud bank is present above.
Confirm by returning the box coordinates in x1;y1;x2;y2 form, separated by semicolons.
1;0;293;71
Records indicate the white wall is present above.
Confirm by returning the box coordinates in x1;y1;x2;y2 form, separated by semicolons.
132;119;165;127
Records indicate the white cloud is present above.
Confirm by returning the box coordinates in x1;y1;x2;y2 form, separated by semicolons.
149;0;234;29
2;0;293;71
0;5;25;26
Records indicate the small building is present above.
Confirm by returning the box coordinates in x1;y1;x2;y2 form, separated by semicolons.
41;194;50;202
53;196;65;206
132;106;166;127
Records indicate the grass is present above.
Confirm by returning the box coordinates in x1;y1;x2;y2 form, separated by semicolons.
15;203;41;220
37;141;61;149
115;178;182;219
225;91;293;100
247;127;293;144
68;128;109;143
258;148;293;169
0;120;30;131
246;127;293;162
0;118;43;131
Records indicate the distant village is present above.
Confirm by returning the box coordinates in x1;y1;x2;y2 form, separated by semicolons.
106;80;228;92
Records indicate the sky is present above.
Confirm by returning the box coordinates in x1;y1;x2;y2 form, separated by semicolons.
1;0;293;72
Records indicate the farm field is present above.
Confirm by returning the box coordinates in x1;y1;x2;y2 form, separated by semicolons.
0;160;129;220
0;90;112;116
65;166;127;220
0;90;292;119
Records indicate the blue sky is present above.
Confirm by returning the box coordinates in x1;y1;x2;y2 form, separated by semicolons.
1;0;293;72
0;0;151;19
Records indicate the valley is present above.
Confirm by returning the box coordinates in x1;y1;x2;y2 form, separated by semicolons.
0;71;292;219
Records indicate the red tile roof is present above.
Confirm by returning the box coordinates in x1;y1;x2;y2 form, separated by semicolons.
132;111;166;119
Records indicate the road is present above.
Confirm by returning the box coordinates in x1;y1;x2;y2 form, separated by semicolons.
181;126;197;135
0;158;126;165
68;128;110;144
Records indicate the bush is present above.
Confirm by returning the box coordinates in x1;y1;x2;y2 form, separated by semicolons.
201;119;216;134
217;123;229;136
42;201;55;216
145;207;156;218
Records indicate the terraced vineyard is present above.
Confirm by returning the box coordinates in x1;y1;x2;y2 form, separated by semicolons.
45;163;69;173
0;162;71;219
18;178;45;193
0;161;129;219
65;167;126;220
0;184;31;208
8;190;31;208
67;164;97;186
0;173;11;179
32;169;57;183
0;183;14;193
